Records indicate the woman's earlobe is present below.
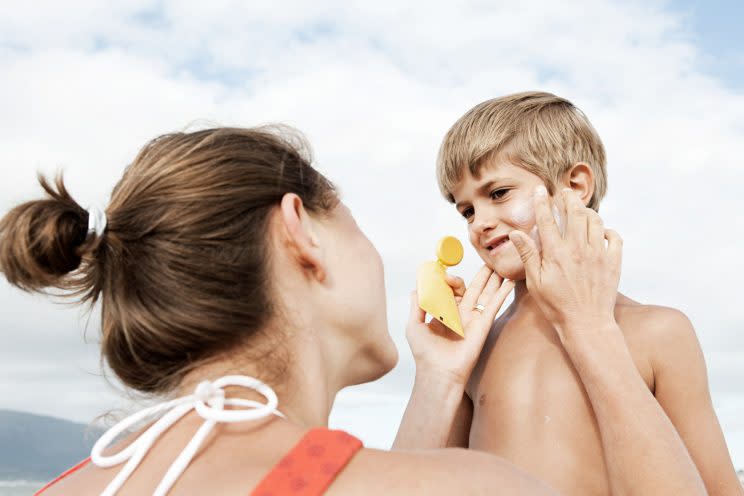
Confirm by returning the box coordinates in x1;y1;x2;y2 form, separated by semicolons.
307;232;326;282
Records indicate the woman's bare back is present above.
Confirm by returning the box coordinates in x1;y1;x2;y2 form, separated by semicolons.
41;413;554;496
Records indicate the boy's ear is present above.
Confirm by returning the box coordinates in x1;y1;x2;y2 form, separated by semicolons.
278;193;326;282
562;163;595;207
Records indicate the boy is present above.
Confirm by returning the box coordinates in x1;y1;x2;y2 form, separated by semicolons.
437;92;741;495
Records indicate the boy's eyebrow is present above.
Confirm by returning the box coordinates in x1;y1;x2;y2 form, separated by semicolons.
455;179;514;209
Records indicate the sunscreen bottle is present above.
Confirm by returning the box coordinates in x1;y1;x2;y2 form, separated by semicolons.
416;236;464;336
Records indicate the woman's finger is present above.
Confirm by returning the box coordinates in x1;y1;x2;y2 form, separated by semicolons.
460;265;493;310
408;290;426;325
533;185;561;256
481;278;515;323
509;230;540;283
587;209;604;249
473;271;503;310
605;229;623;275
461;275;510;347
562;188;588;248
444;274;466;298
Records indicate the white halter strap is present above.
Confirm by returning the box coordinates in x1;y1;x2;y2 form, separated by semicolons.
91;375;284;496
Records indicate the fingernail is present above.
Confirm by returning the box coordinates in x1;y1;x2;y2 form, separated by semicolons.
534;185;547;197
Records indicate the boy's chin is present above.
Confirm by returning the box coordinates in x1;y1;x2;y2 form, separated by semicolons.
490;258;527;282
485;255;527;282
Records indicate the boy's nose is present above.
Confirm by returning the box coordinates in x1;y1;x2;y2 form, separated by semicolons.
471;213;497;236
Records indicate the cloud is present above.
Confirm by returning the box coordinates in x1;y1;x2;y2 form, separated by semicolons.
0;0;742;466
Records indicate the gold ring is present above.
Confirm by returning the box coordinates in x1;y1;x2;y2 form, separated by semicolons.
473;303;485;313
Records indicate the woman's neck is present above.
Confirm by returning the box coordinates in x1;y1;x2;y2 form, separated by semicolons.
177;330;342;429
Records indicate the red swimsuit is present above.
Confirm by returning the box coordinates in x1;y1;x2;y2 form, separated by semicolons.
35;428;363;496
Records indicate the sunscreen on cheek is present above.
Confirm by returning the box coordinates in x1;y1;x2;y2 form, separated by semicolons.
508;198;535;228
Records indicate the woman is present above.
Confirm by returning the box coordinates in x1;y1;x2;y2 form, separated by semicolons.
0;126;703;495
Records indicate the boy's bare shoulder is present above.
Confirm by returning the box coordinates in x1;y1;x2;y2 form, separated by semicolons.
614;295;697;347
329;447;557;495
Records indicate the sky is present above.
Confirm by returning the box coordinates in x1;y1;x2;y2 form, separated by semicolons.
1;0;743;470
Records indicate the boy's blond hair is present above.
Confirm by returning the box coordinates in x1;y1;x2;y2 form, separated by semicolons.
437;91;607;210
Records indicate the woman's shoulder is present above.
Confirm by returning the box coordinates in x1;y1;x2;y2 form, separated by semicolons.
327;446;557;495
36;428;556;495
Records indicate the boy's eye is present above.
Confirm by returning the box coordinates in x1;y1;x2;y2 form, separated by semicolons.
461;207;474;220
490;188;510;200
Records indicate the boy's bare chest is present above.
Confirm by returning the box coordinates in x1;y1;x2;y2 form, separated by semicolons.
469;323;582;415
469;315;654;403
466;318;655;494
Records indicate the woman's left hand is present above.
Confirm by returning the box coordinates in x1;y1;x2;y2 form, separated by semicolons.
406;265;515;386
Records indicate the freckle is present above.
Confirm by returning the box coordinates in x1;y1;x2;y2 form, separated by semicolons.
479;394;487;406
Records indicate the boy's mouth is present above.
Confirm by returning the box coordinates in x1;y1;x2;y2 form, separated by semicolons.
483;234;510;255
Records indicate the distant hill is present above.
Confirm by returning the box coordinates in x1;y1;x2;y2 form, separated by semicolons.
0;410;101;481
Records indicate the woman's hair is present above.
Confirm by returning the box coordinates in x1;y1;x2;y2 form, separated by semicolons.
0;126;339;394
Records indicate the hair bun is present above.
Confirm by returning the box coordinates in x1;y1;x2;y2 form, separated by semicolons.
0;174;89;291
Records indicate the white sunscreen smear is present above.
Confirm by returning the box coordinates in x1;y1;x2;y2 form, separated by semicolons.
509;198;534;227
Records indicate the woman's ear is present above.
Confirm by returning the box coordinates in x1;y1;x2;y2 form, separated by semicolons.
278;193;326;282
562;163;595;207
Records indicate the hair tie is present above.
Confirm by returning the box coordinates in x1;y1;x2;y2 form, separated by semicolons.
86;206;108;241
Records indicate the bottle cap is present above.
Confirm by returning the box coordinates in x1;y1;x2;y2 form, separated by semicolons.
436;236;463;267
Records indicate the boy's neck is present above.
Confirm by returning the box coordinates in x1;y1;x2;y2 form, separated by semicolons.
511;279;634;319
508;279;547;320
513;279;535;306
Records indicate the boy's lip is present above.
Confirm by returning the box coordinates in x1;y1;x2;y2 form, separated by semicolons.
482;233;510;251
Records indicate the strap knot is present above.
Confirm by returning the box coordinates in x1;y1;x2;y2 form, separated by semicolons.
194;380;224;406
90;375;282;496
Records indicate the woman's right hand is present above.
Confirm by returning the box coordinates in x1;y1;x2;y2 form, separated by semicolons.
507;185;623;345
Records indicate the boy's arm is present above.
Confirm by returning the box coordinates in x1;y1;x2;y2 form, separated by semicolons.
649;307;743;496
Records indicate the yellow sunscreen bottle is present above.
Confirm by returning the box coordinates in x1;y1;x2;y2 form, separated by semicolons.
416;236;464;336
